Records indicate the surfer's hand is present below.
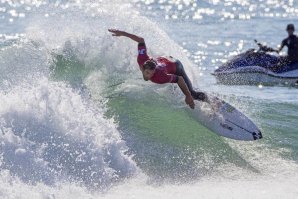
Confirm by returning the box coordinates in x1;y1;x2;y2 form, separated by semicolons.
185;95;195;109
108;29;124;37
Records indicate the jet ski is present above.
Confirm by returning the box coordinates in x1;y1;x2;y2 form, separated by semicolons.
212;40;298;86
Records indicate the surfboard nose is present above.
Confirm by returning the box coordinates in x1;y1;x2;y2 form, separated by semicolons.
252;130;263;140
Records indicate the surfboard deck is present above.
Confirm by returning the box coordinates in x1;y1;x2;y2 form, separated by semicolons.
191;94;262;141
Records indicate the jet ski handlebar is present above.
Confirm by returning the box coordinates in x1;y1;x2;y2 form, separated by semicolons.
254;39;278;53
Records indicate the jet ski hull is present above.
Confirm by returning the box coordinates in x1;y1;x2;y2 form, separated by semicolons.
213;66;298;86
213;47;298;86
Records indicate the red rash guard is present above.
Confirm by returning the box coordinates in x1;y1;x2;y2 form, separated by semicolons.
137;43;179;84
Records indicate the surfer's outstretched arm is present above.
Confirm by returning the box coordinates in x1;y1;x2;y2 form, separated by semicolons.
108;29;144;43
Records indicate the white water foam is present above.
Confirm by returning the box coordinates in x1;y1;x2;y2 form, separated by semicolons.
0;78;137;191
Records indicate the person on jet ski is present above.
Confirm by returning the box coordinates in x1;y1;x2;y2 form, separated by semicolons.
272;24;298;71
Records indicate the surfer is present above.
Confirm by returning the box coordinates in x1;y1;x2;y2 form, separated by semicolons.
108;29;208;109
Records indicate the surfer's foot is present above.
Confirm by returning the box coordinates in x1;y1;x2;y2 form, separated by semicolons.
191;91;209;102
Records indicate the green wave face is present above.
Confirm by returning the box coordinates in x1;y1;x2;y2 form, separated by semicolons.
105;91;259;182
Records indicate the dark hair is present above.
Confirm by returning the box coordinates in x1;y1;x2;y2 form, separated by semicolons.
143;59;157;70
286;24;295;31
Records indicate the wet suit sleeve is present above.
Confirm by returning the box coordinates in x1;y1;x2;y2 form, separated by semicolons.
281;38;287;48
137;43;150;71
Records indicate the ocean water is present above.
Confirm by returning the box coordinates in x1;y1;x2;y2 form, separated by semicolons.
0;0;298;198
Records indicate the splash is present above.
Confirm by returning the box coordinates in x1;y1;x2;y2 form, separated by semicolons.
0;78;137;190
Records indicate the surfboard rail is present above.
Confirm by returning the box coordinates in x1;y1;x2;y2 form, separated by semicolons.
191;95;262;141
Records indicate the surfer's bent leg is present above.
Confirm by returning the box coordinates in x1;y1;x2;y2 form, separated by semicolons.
175;60;208;102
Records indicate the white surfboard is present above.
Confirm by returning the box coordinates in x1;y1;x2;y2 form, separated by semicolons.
191;95;262;141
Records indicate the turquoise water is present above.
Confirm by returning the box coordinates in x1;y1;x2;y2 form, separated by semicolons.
0;0;298;198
